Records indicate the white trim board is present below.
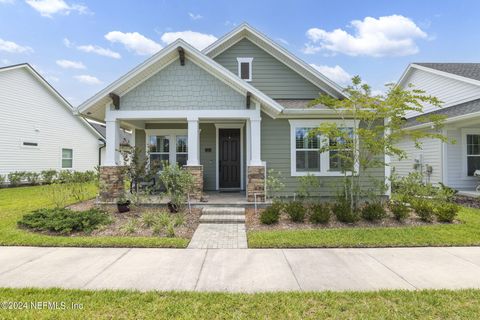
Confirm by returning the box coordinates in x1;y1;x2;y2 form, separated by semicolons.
215;123;245;190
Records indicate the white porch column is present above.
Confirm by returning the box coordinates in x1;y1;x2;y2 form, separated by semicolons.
249;118;262;166
187;117;199;166
105;119;120;166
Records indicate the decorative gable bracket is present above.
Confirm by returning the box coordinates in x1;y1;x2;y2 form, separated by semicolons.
178;47;185;66
109;93;120;110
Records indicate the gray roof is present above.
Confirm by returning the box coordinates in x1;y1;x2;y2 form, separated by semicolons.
415;63;480;82
89;122;132;146
406;98;480;127
275;99;329;110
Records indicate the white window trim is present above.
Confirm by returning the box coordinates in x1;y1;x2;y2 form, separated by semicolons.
145;129;188;169
61;147;74;170
237;57;253;81
461;128;480;179
288;119;359;177
215;123;245;190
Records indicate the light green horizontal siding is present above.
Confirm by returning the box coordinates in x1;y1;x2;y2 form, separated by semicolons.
214;38;325;99
260;113;385;197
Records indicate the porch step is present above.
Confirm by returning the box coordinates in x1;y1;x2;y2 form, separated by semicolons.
199;207;245;224
202;207;245;216
199;215;245;224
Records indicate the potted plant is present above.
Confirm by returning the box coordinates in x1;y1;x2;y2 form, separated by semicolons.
117;194;131;213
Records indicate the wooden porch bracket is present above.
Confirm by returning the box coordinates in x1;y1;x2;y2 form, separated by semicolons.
246;91;251;109
109;93;120;110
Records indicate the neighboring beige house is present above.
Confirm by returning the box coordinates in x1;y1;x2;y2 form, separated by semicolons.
77;23;387;201
393;63;480;191
0;63;104;178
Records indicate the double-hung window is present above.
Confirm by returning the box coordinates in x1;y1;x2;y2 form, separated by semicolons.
61;148;73;169
465;133;480;176
289;120;357;176
147;130;188;171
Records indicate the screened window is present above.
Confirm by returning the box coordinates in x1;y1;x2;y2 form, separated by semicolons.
466;134;480;176
295;128;320;172
61;148;73;169
237;57;253;81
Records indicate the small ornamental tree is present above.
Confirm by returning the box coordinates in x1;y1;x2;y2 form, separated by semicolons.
309;76;448;211
120;146;156;193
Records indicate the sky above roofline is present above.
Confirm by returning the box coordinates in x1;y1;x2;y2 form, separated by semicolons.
1;0;479;105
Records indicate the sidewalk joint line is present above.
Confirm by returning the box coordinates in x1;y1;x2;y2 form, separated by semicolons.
363;250;418;290
440;247;480;268
281;249;302;291
194;249;208;291
81;248;132;288
0;248;59;276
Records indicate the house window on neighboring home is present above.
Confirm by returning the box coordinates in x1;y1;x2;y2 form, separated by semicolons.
237;57;253;81
61;148;73;169
466;134;480;176
289;120;358;176
148;132;188;171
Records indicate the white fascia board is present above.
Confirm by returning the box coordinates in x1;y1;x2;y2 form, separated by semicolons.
105;109;262;121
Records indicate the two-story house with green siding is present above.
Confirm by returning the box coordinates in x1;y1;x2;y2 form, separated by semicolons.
77;23;386;202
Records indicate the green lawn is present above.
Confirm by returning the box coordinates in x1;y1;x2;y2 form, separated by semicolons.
248;207;480;248
0;184;188;248
0;288;479;319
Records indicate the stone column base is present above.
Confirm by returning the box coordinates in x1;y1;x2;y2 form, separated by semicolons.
184;165;203;200
99;166;125;202
247;165;265;202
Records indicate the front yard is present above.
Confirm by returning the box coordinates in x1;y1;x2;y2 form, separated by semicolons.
0;184;190;248
0;288;479;319
247;206;480;248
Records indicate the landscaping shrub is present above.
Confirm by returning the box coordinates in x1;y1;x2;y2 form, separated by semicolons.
284;201;306;222
44;183;72;208
260;203;282;225
166;223;176;237
142;211;157;227
309;203;331;224
57;170;73;184
68;182;91;202
411;199;435;222
0;174;5;187
435;202;459;223
8;171;26;186
41;170;58;184
25;172;41;185
173;214;185;227
333;199;360;223
361;202;387;222
389;201;410;221
159;163;194;209
18;208;110;234
121;219;139;235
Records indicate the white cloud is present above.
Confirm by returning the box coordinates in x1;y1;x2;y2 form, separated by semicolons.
25;0;89;17
74;74;101;85
160;31;217;50
304;15;427;57
188;12;202;20
56;59;85;69
310;64;352;85
105;31;162;55
63;37;72;48
0;38;33;53
77;44;121;59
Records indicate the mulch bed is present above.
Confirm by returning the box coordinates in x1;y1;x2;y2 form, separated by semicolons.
65;201;201;239
246;208;456;232
454;195;480;209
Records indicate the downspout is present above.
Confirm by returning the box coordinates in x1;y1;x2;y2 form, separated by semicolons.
98;138;106;166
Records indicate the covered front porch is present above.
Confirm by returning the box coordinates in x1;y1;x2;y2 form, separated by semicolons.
101;108;266;203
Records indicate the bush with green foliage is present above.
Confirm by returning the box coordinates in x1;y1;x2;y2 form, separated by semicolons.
361;202;387;222
44;183;72;208
284;201;306;222
159;163;194;209
309;203;331;224
25;172;41;185
260;203;282;225
57;170;73;184
411;199;435;222
435;202;459;223
8;171;26;186
41;170;58;184
0;174;5;187
389;201;410;221
333;199;360;223
151;211;183;236
18;208;110;234
141;211;157;227
121;219;139;235
68;182;92;202
297;174;320;199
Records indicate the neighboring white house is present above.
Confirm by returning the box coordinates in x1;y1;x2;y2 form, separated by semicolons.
0;63;104;177
392;63;480;191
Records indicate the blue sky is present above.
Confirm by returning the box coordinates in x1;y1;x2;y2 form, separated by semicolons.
1;0;480;105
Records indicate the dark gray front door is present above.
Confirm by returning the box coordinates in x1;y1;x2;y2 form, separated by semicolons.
219;129;241;189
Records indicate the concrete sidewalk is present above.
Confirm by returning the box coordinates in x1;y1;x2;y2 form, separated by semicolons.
1;246;480;292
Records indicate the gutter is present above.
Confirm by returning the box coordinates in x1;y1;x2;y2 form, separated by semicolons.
98;138;106;166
